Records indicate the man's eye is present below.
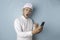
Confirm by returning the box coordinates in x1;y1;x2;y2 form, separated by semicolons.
30;10;32;12
26;9;28;11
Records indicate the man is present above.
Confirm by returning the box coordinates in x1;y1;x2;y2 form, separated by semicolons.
14;3;43;40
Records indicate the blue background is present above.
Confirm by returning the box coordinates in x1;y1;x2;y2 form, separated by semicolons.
0;0;60;40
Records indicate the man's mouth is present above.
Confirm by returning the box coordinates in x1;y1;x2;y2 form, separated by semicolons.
26;14;29;16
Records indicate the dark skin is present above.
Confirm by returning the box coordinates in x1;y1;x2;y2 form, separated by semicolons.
23;7;43;35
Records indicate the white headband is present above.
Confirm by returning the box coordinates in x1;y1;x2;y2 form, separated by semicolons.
23;3;33;9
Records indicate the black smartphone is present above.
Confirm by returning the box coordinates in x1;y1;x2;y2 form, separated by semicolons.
40;22;45;26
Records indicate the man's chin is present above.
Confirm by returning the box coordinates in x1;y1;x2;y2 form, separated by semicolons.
26;16;29;18
24;16;28;18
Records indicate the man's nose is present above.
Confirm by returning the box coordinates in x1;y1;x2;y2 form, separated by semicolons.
27;10;30;12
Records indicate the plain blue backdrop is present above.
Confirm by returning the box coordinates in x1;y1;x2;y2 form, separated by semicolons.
0;0;60;40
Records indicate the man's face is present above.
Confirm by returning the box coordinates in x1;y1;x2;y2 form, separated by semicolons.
23;7;32;18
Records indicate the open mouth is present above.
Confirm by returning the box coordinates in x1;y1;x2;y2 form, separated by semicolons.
26;14;29;16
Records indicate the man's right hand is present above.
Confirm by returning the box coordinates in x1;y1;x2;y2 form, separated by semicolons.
32;26;43;35
33;23;39;28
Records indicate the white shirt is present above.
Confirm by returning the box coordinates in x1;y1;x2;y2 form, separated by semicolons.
14;16;35;40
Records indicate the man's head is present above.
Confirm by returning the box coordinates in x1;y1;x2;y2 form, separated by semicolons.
23;3;33;18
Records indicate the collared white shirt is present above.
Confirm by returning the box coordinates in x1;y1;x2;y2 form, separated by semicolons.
14;15;34;40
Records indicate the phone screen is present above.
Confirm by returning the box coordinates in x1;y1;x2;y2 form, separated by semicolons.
40;22;45;26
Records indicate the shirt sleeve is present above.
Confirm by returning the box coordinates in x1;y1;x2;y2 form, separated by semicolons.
14;18;33;38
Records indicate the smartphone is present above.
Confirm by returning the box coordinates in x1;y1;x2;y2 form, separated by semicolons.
40;22;45;26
